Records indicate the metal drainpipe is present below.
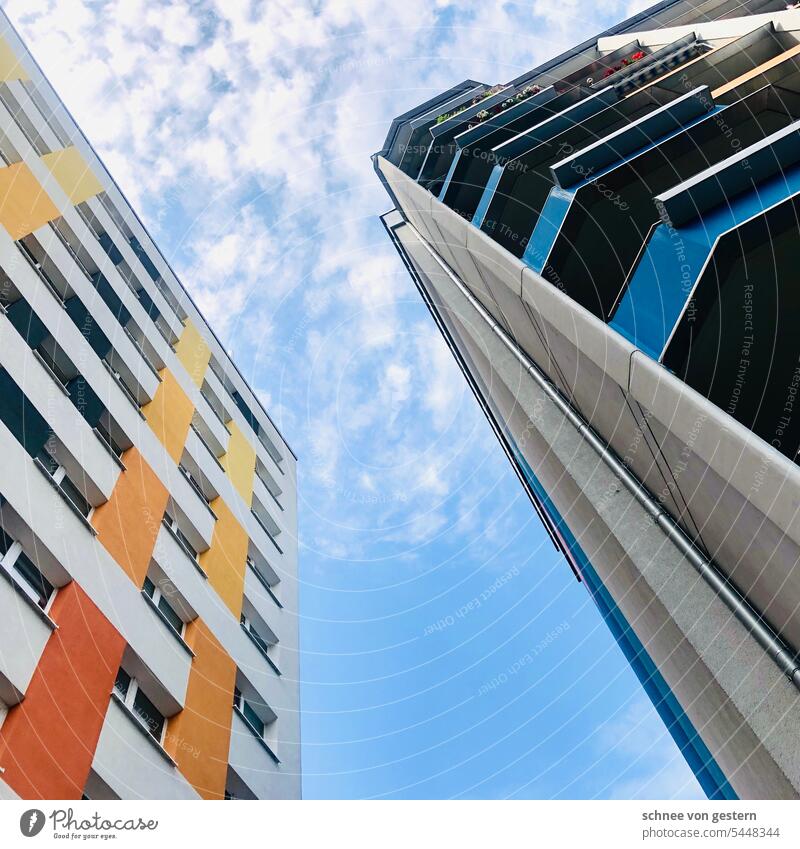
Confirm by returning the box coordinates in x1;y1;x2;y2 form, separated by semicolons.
410;221;800;691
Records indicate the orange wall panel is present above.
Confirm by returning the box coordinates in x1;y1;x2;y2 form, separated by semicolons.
199;498;248;619
91;446;169;586
0;582;126;799
142;369;195;463
164;619;236;799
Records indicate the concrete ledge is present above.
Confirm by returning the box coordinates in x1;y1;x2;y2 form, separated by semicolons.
629;351;800;540
521;266;635;390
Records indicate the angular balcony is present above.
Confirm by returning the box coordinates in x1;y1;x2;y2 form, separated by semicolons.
227;699;285;799
392;83;485;178
91;694;197;800
471;84;670;258
0;552;55;705
439;85;568;220
415;84;515;189
611;117;800;357
663;191;800;464
530;83;800;319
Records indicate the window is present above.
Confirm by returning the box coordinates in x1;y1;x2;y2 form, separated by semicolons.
162;512;198;561
114;668;166;743
49;220;95;280
36;446;92;518
0;531;54;610
178;464;211;506
34;343;71;390
75;202;103;239
101;358;140;410
95;419;124;459
246;556;282;608
233;688;265;738
240;613;272;657
143;576;184;636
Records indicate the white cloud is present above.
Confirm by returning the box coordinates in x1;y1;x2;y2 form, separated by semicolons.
597;697;705;800
2;0;701;799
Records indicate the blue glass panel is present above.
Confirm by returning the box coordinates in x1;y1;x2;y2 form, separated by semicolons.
612;161;800;358
472;164;503;228
522;188;573;272
438;148;462;200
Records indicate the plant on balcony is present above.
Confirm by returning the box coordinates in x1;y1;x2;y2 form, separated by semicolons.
435;84;507;124
466;83;542;129
601;50;646;79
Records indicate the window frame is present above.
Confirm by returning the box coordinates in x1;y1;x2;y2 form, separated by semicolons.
143;575;185;637
162;512;198;561
114;668;167;745
36;446;93;519
0;539;56;611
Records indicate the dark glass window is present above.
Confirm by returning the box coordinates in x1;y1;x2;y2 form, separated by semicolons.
157;597;183;635
143;575;183;635
132;686;165;741
36;446;91;517
241;615;271;657
59;475;91;517
234;687;266;737
12;550;54;609
114;668;131;700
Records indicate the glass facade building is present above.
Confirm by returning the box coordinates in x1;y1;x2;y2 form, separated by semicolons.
375;0;800;799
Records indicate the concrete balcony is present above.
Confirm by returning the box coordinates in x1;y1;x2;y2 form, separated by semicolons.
151;524;207;614
36;224;165;405
84;198;185;339
612;117;800;358
252;473;288;537
227;708;287;799
0;423;191;713
0;562;55;705
244;559;284;635
91;696;198;800
0;305;120;505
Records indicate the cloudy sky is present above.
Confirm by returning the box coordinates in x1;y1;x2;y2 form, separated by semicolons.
4;0;704;799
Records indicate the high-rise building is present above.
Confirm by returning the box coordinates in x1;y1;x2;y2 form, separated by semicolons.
0;11;300;800
376;0;800;799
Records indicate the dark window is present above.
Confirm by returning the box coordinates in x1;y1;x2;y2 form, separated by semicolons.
143;576;183;635
234;687;265;737
114;667;131;700
12;550;54;609
132;686;165;741
36;447;92;518
241;615;272;657
58;474;91;517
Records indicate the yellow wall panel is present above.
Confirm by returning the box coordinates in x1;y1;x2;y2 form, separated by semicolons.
199;498;248;619
41;146;104;205
221;421;256;507
0;163;60;240
141;369;195;463
174;319;211;388
0;38;27;81
164;619;236;800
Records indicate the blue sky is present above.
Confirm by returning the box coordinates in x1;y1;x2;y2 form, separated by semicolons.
6;0;703;799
